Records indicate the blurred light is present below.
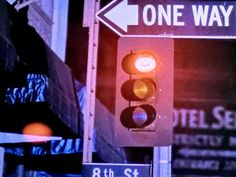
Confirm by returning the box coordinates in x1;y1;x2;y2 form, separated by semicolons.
22;122;52;137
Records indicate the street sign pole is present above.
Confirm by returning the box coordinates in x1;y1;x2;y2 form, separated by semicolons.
0;147;4;177
82;0;100;163
153;146;172;177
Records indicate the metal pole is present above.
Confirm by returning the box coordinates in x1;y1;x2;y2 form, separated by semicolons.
82;0;100;163
0;147;4;177
16;164;24;177
153;146;172;177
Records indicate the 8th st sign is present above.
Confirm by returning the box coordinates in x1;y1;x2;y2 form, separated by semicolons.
96;0;236;38
82;163;151;177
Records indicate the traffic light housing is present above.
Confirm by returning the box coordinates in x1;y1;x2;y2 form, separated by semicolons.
115;37;173;147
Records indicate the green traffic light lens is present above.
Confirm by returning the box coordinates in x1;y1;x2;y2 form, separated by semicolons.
139;104;156;126
120;104;156;128
132;107;148;127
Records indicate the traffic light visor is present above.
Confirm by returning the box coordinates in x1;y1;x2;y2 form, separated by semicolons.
122;51;157;74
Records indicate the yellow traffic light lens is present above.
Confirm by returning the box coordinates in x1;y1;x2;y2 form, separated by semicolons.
133;79;156;100
120;104;156;128
121;78;156;101
133;80;148;100
135;54;156;73
122;51;157;74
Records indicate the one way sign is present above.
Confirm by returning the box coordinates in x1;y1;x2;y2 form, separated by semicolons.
96;0;236;39
99;0;138;32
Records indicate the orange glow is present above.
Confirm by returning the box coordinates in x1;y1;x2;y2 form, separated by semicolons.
22;122;52;137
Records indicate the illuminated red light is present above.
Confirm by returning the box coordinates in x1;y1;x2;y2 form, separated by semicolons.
135;53;157;72
122;51;157;74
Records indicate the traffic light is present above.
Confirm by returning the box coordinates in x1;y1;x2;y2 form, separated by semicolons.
115;37;173;147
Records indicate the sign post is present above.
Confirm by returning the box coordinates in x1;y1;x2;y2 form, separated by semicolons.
0;147;4;177
83;0;100;163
